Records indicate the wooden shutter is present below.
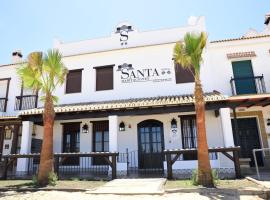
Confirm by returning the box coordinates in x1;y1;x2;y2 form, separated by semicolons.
175;63;194;84
96;66;113;91
66;69;82;93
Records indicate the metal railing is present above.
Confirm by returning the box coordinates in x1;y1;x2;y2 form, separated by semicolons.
0;98;7;112
14;95;38;110
230;75;266;95
253;148;270;180
1;152;119;180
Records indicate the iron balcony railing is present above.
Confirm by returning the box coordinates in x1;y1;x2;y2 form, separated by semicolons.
0;98;8;112
230;75;266;95
14;95;38;110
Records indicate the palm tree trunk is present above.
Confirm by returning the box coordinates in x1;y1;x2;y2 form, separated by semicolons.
37;94;55;186
194;77;214;187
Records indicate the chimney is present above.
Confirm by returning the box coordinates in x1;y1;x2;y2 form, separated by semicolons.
264;13;270;25
12;50;23;63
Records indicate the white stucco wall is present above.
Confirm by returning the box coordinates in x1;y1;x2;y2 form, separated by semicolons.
31;110;233;168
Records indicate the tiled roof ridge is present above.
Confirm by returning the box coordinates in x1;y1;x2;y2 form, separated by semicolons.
210;34;270;43
39;92;222;108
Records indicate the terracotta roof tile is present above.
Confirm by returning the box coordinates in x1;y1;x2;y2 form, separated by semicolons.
210;34;270;43
20;92;227;116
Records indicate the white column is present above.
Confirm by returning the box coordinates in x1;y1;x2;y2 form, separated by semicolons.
220;108;235;147
17;121;33;172
109;115;118;152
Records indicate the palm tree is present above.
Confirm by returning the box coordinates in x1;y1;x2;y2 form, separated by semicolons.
17;50;67;186
173;32;214;187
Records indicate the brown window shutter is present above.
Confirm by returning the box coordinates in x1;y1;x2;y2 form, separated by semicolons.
96;67;113;91
174;63;194;84
66;70;82;93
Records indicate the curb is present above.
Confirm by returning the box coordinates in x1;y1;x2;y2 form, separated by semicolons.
0;187;88;192
166;187;269;198
246;176;270;189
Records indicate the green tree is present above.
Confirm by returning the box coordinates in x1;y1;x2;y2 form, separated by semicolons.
17;50;67;186
173;32;214;187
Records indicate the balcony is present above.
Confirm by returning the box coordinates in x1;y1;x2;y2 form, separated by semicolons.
0;98;7;112
230;75;266;95
14;95;38;110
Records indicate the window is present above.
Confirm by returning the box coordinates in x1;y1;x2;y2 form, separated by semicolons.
95;66;114;91
65;69;82;93
174;63;194;84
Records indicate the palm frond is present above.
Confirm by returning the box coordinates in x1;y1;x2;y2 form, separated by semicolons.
173;32;208;76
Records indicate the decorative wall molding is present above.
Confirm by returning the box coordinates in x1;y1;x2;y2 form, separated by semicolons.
227;51;256;59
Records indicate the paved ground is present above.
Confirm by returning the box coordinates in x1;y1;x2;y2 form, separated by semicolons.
0;190;265;200
91;178;166;194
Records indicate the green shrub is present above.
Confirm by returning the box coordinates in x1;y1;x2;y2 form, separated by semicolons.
32;175;38;186
190;169;219;186
48;172;58;186
191;169;199;186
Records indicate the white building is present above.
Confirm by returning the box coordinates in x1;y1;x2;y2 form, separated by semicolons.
1;14;270;178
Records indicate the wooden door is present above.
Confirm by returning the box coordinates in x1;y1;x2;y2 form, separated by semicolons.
138;120;164;169
232;118;263;166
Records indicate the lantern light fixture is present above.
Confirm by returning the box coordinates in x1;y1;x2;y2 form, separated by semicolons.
171;118;177;129
119;121;125;131
82;123;89;133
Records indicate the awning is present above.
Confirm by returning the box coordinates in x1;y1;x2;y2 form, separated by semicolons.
227;93;270;108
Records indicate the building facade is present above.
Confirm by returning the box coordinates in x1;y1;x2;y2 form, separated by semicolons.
1;15;270;178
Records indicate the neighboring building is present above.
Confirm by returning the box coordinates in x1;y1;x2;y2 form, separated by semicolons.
1;15;270;178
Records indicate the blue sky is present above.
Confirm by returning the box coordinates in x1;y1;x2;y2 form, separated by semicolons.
0;0;269;64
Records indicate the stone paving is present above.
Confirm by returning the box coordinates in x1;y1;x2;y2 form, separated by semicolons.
91;178;166;194
0;190;265;200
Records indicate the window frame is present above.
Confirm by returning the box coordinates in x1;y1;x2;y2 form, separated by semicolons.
65;69;83;94
174;63;195;84
94;65;114;91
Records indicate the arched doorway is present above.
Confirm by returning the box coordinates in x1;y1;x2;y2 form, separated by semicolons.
137;119;164;170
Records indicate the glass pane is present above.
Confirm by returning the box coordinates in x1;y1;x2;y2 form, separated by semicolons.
145;144;150;153
156;131;161;141
95;132;102;142
145;133;149;143
95;143;102;151
104;142;109;151
152;143;157;152
157;144;162;152
152;132;157;142
104;131;109;142
141;144;145;152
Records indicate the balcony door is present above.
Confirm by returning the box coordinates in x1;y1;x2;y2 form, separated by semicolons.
181;115;197;160
232;60;257;95
62;123;80;165
0;127;3;157
92;121;109;165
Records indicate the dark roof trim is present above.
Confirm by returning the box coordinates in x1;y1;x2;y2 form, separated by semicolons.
21;101;228;123
93;64;115;69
